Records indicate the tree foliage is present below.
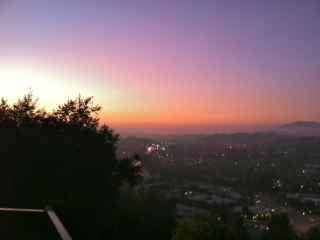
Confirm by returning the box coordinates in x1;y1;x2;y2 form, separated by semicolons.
0;93;142;238
106;188;176;240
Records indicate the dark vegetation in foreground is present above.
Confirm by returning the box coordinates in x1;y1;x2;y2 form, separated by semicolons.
0;93;175;239
0;211;60;239
0;93;319;240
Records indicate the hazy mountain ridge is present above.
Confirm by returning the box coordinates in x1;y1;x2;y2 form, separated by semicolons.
277;121;320;136
280;121;320;128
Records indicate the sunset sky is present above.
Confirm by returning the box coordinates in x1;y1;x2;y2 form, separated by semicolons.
0;0;319;135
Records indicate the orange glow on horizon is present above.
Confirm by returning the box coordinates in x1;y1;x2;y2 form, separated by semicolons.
0;60;319;133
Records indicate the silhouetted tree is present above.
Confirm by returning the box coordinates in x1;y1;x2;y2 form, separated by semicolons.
105;188;176;240
0;93;142;239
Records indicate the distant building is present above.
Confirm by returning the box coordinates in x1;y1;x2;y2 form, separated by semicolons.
248;206;273;215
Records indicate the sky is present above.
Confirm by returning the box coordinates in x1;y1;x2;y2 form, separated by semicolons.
0;0;319;135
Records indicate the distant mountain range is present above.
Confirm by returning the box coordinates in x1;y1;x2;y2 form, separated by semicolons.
276;121;320;136
119;122;320;145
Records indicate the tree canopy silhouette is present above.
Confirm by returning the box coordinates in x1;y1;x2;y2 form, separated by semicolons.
0;93;142;238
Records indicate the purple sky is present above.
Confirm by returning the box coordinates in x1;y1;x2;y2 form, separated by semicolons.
0;0;319;134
